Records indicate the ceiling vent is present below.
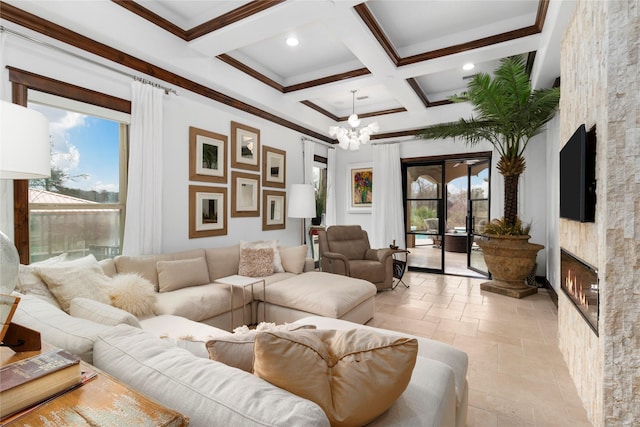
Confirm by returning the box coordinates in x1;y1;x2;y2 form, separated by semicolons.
356;95;369;100
462;74;478;80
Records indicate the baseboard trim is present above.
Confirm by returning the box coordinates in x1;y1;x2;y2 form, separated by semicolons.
537;276;558;307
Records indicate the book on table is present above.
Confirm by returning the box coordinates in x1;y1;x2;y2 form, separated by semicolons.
0;348;82;419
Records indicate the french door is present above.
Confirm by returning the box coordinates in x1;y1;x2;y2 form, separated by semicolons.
466;160;490;276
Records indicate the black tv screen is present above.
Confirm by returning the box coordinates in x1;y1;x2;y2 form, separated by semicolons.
560;124;596;222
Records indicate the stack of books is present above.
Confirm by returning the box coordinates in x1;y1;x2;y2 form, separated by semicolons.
0;348;83;420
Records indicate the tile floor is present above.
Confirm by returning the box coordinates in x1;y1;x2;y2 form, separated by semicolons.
370;271;593;427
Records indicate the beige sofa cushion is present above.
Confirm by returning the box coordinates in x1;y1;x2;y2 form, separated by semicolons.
157;257;210;292
279;245;308;274
70;297;141;328
114;248;205;291
254;272;376;318
153;283;233;322
12;293;112;363
205;323;316;372
204;245;240;281
93;325;330;427
253;329;418;427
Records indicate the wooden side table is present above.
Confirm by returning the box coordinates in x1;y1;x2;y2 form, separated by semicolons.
1;343;189;426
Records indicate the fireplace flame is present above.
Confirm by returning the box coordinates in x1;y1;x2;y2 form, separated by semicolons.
565;270;589;308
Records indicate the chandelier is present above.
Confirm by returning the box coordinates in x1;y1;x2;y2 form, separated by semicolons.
329;90;379;151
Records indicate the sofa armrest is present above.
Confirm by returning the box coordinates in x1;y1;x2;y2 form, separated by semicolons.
320;252;350;276
365;248;393;263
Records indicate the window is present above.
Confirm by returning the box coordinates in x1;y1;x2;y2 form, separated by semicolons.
312;156;327;222
27;93;129;262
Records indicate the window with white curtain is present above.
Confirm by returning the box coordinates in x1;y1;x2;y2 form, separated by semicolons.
27;92;129;262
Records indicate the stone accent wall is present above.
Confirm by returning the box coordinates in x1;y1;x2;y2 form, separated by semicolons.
559;1;640;426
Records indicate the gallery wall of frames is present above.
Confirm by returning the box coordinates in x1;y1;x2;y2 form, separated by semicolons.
188;121;287;238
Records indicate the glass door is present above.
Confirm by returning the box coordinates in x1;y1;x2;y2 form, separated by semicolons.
404;164;444;273
467;160;490;276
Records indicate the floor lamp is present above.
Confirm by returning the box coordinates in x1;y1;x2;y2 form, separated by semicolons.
288;184;315;245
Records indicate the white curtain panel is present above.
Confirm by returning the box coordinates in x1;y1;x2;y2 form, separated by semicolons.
324;147;336;227
122;81;164;255
303;138;314;185
372;143;405;249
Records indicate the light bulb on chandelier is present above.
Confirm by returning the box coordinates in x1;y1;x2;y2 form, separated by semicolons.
329;90;379;151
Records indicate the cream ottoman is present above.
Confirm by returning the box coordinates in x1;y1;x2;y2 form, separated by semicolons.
253;271;377;325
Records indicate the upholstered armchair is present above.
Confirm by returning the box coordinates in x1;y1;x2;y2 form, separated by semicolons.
318;225;394;291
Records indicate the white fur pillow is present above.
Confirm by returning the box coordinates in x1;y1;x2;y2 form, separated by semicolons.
107;273;157;317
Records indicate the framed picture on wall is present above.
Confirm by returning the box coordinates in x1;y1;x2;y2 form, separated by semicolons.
189;185;227;238
189;127;227;183
231;121;260;171
231;171;260;217
262;145;286;188
348;163;372;213
262;190;286;230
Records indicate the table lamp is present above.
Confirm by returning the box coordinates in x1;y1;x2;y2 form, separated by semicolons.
1;100;51;295
287;184;315;245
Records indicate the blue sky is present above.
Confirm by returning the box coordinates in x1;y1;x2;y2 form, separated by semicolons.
29;103;120;193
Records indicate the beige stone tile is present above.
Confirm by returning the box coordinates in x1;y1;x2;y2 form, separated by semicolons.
447;301;467;312
467;406;498;427
431;329;456;345
497;349;557;384
476;330;523;347
427;305;463;321
468;389;535;425
453;294;485;305
453;334;498;369
376;303;427;320
437;318;479;338
420;293;454;305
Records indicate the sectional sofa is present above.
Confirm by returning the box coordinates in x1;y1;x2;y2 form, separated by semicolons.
11;243;469;427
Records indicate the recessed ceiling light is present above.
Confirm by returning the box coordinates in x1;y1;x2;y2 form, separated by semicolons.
286;37;299;47
463;63;475;71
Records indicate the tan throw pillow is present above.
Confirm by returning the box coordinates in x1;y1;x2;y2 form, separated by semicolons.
35;260;111;312
279;245;308;274
157;257;210;293
238;248;274;277
107;273;157;317
206;323;316;372
253;329;418;427
240;240;284;273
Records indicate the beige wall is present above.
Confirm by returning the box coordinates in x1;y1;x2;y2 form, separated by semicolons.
559;1;640;426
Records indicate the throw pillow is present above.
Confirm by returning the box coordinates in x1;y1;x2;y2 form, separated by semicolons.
35;257;111;313
279;245;308;274
15;253;71;309
156;257;210;293
253;329;418;427
107;273;157;317
240;240;284;273
70;297;141;328
206;323;316;372
238;248;274;277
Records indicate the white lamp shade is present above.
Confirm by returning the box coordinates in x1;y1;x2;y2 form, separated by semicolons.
288;184;315;218
0;101;51;179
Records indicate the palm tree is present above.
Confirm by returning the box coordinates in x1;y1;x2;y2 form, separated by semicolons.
417;56;560;233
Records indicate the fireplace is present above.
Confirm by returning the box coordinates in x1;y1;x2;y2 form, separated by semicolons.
561;249;599;335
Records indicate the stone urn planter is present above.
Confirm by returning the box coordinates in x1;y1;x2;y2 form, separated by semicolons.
476;235;543;298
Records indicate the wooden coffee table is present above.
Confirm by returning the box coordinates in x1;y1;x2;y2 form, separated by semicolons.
1;343;189;426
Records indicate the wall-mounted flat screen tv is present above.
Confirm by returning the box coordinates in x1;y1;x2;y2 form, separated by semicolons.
560;124;596;222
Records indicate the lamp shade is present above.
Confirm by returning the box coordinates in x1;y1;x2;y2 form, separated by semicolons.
288;184;315;218
0;101;51;179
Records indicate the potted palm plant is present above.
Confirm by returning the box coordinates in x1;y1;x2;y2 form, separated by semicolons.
417;56;560;298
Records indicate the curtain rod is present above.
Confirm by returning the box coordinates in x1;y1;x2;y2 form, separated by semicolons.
301;136;336;149
1;26;178;96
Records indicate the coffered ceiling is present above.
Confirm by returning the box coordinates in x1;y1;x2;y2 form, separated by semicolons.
1;0;576;142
